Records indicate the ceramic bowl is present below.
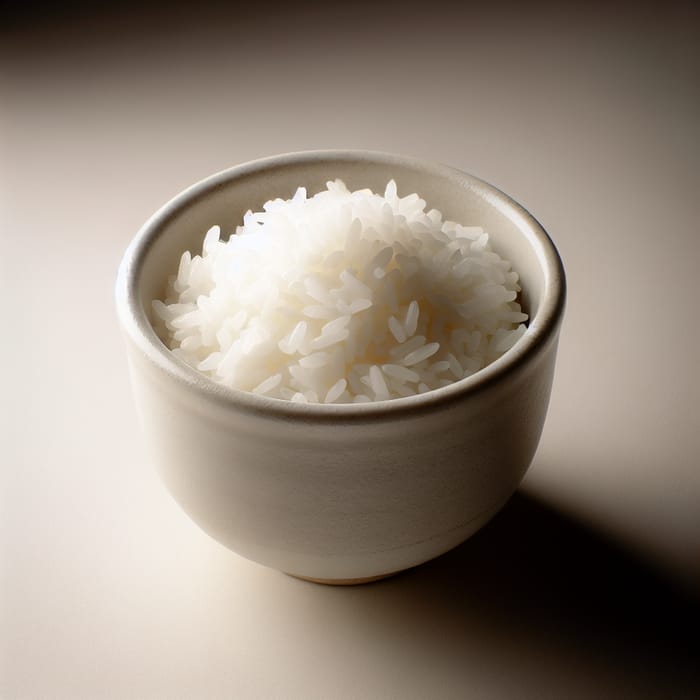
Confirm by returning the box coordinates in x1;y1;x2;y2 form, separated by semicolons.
115;150;566;583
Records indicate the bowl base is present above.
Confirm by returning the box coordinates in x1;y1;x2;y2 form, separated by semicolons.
287;570;401;586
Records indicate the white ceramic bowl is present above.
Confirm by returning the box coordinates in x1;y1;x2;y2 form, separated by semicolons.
115;150;566;583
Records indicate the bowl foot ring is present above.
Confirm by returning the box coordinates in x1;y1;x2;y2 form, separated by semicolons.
287;570;401;586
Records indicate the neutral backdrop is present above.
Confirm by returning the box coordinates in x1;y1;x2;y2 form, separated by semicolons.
2;2;699;698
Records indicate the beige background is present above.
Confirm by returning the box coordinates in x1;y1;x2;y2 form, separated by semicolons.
2;2;698;698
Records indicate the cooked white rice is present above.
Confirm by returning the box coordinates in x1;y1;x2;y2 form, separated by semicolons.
152;179;528;403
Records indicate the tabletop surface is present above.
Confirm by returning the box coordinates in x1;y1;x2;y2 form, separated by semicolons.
2;2;699;698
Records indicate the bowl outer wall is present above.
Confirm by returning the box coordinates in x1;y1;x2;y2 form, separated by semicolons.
124;332;559;580
116;150;566;580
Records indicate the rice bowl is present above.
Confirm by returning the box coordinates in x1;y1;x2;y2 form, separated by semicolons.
115;150;566;583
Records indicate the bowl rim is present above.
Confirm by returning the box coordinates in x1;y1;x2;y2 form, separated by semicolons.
115;149;566;422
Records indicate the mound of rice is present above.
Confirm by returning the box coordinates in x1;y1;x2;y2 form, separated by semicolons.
152;179;528;404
